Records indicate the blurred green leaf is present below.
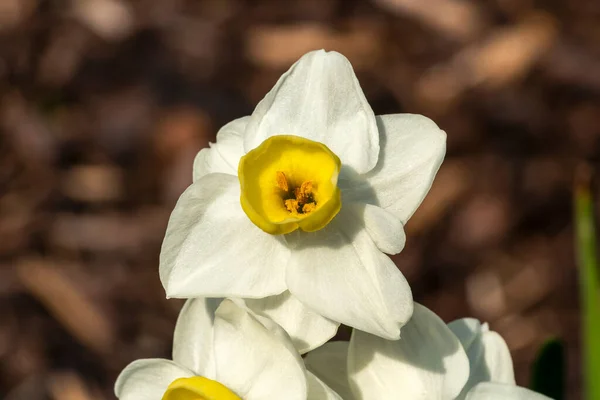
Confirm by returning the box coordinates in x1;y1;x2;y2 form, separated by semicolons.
530;338;565;399
574;165;600;400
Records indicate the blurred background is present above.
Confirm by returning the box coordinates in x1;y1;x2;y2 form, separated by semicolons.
1;0;599;398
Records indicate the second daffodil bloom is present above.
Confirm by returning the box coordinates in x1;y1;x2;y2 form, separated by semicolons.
160;49;446;343
115;298;341;400
304;303;552;400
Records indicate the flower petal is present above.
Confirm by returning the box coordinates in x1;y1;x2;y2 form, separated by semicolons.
306;371;345;400
213;299;307;400
115;359;193;400
305;342;355;400
160;173;289;298
466;382;552;400
172;298;222;377
449;318;515;399
342;114;446;223
241;291;339;354
479;331;515;383
448;318;481;350
345;202;406;255
348;303;470;400
244;50;379;174
193;117;248;181
285;208;413;339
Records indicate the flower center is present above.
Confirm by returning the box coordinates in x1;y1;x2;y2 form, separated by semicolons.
276;172;317;215
238;135;342;235
162;376;241;400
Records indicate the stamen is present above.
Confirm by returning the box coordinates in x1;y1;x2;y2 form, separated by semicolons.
295;181;313;204
276;171;289;192
285;199;299;213
276;172;317;215
302;203;316;213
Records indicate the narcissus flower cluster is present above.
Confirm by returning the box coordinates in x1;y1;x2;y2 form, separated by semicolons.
115;50;553;400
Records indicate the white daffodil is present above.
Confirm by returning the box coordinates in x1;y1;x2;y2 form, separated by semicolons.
305;303;552;400
160;49;446;346
115;298;341;400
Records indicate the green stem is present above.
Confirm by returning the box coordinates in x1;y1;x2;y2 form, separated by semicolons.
574;164;600;400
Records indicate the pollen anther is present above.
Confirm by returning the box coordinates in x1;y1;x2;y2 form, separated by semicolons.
275;171;289;192
276;171;317;215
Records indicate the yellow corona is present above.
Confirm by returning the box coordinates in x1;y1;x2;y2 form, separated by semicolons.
162;376;242;400
238;135;342;235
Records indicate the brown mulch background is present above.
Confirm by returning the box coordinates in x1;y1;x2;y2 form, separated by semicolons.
2;0;599;398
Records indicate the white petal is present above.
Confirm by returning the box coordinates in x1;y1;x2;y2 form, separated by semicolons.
305;342;355;400
114;359;192;400
306;371;345;400
213;299;307;400
172;298;222;377
345;202;406;254
242;291;339;354
160;173;289;298
466;382;552;400
343;114;446;223
244;50;379;174
348;303;470;400
286;208;413;339
448;318;481;351
193;117;248;181
448;319;515;399
479;331;515;383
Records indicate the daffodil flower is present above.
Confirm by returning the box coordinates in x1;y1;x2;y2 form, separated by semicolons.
160;49;446;345
115;298;341;400
304;304;551;400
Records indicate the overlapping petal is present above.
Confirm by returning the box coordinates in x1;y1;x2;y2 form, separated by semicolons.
305;308;549;400
160;173;289;298
306;372;345;400
172;298;221;377
193;116;248;181
449;318;515;398
285;208;413;339
348;303;470;400
304;342;355;400
342;114;446;224
241;291;339;354
213;299;307;400
244;50;379;174
114;359;193;400
344;202;406;255
118;299;343;400
466;382;552;400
